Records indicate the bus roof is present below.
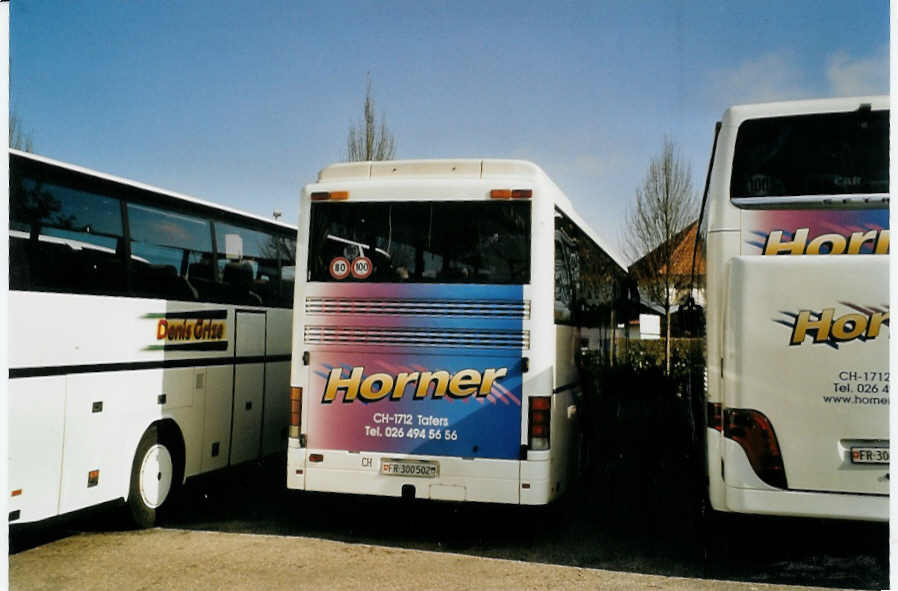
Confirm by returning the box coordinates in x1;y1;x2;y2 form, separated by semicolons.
722;95;888;127
10;149;297;233
315;158;627;271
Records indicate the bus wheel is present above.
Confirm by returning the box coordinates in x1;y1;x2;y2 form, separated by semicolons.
127;424;181;528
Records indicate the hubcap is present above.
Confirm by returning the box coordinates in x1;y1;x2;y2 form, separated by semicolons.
138;444;173;509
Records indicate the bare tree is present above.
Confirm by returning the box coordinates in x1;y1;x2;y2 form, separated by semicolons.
10;108;34;152
626;137;697;374
346;75;396;161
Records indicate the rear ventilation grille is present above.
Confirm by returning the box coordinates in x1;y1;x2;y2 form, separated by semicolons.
305;297;530;319
305;326;529;349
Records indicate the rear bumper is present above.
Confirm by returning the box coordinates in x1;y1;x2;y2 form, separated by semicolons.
723;485;888;522
287;446;555;505
709;432;889;522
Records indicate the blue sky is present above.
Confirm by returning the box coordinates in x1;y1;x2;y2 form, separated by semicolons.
11;2;888;260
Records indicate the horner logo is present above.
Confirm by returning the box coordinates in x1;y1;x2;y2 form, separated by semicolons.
776;303;889;348
322;366;508;403
763;228;889;255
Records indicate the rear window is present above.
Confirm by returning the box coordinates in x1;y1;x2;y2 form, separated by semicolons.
308;201;530;284
730;109;888;199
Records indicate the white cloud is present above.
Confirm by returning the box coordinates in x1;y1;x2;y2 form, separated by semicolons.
709;52;814;107
825;46;888;96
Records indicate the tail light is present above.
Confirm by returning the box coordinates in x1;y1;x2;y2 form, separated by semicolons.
289;387;302;439
707;402;723;432
528;396;551;450
724;408;787;489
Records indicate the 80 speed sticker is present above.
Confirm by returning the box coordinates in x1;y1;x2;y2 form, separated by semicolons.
329;257;351;280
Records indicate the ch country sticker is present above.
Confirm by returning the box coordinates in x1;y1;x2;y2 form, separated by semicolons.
762;228;889;255
775;303;889;348
322;366;509;403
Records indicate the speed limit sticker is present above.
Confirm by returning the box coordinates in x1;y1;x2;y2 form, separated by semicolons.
329;257;351;280
351;256;373;279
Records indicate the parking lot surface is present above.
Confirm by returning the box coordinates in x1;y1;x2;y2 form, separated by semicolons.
10;528;848;591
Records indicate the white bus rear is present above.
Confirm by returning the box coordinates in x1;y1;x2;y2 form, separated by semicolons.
287;159;628;504
700;97;889;521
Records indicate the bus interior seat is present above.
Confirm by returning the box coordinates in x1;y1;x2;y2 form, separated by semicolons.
134;263;198;301
223;261;263;305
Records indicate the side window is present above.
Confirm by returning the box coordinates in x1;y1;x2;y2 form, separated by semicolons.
215;221;284;306
9;172;127;295
554;227;574;323
279;236;297;306
127;203;213;302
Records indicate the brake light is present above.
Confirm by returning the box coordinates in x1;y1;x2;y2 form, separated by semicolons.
310;191;349;201
707;402;723;432
528;396;551;450
289;387;302;439
724;408;787;489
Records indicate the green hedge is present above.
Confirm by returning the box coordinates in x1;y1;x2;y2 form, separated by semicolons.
576;337;707;501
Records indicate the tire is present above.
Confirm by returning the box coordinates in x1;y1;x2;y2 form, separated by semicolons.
127;423;182;528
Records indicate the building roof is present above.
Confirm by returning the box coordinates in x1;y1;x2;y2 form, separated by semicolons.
629;220;705;278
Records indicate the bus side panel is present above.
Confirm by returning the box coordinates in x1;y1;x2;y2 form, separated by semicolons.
262;360;290;456
262;308;292;455
8;377;66;523
705;229;741;512
58;372;133;515
201;365;234;473
552;324;580;496
58;368;205;514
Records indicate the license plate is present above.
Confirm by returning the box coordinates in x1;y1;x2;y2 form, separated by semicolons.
850;447;889;464
381;459;439;478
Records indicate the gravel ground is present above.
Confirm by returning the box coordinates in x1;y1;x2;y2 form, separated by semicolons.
10;455;888;590
9;528;849;591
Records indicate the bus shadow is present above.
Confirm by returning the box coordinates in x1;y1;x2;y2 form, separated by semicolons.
12;448;887;590
159;451;886;590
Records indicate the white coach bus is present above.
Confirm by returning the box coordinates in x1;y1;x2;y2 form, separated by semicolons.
287;159;629;504
8;150;297;527
698;96;889;521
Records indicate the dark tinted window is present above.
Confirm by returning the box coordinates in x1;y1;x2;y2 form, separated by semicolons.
10;172;127;295
308;201;530;284
731;110;889;199
9;156;296;307
215;221;295;306
554;210;626;329
128;203;213;302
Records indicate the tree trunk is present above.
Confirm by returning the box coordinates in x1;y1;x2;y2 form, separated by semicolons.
665;308;671;375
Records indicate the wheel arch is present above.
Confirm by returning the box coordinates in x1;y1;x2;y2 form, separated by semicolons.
123;417;188;496
153;418;187;485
